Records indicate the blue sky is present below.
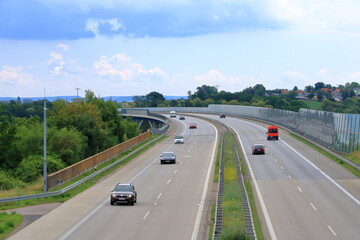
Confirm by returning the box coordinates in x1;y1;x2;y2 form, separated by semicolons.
1;0;360;98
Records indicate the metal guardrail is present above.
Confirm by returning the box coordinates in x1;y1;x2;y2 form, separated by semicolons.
147;105;360;154
234;144;257;239
0;135;164;203
213;133;224;239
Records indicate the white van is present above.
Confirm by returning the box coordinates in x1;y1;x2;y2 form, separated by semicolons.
170;111;176;118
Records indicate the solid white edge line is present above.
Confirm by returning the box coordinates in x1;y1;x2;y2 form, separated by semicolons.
229;125;278;240
58;198;108;240
281;140;360;206
190;122;218;240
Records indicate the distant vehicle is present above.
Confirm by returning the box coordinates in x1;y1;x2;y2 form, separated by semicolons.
160;152;176;164
220;113;226;118
179;115;185;120
267;126;279;140
189;123;197;129
110;183;137;206
174;136;184;144
170;111;176;118
252;144;265;155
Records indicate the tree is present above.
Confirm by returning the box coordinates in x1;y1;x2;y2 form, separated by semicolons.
48;127;86;165
253;84;266;97
191;85;218;100
145;91;165;107
132;96;147;107
0;116;18;169
314;82;325;91
48;100;106;157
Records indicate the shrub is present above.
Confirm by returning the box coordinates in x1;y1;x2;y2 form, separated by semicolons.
14;155;65;183
0;170;25;190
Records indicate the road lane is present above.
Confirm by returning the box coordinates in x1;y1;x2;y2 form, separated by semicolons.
62;116;217;240
199;114;360;240
7;115;218;240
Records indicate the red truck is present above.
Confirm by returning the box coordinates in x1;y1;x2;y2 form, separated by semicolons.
267;126;279;140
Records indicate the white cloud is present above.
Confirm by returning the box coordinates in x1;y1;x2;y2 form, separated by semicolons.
93;53;168;82
47;50;85;77
347;71;360;80
268;0;360;32
85;18;123;36
57;43;69;51
194;70;254;87
319;68;328;75
0;65;32;85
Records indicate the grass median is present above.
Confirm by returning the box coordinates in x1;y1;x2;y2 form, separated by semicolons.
210;131;249;240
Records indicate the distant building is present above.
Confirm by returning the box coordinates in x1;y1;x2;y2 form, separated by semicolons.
353;88;360;97
332;89;343;101
295;90;308;99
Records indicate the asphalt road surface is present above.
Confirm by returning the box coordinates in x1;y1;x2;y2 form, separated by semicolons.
201;113;360;240
8;115;218;240
7;113;360;240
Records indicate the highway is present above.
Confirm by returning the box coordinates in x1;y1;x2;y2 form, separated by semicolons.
8;113;360;240
8;115;218;240
199;114;360;240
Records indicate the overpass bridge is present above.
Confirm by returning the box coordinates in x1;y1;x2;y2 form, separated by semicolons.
119;108;170;135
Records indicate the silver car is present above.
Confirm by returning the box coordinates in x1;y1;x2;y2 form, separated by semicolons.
174;136;184;144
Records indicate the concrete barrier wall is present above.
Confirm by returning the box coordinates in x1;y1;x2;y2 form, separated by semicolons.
47;130;151;189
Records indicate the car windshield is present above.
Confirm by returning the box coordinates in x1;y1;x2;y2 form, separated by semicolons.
269;129;277;133
254;145;264;149
162;153;174;157
175;136;183;139
114;185;133;192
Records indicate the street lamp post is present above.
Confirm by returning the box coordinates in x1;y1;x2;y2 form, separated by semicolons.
43;91;47;192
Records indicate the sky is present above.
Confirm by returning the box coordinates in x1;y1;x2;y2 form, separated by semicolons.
1;0;360;98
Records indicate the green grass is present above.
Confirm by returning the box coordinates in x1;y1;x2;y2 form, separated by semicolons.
0;134;165;210
300;100;322;110
0;212;23;240
220;132;248;240
290;133;360;177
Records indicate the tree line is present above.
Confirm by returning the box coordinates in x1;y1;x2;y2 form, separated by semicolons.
0;90;140;190
128;82;360;114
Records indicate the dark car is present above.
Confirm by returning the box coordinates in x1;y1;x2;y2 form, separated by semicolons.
179;115;185;120
252;144;265;155
220;113;226;118
160;152;176;164
189;123;197;129
110;183;137;205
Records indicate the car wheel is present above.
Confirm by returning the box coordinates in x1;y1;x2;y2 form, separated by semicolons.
134;197;137;203
130;200;134;206
110;201;114;205
161;161;164;164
